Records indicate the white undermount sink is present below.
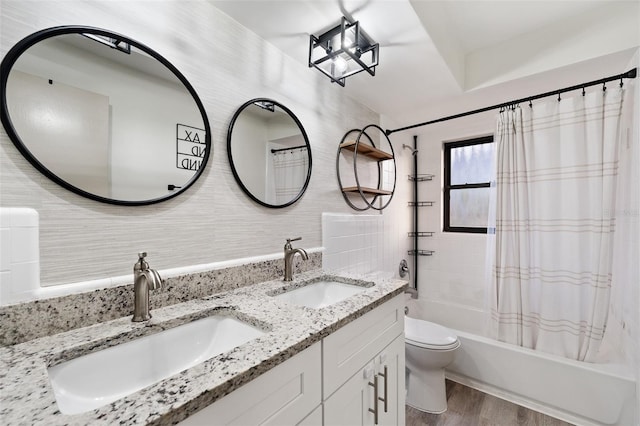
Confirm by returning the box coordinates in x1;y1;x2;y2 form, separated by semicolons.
272;280;367;309
48;315;265;415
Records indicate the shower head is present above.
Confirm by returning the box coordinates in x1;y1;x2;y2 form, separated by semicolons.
402;144;418;155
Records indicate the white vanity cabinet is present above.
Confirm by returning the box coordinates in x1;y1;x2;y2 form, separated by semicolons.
178;342;322;426
323;295;405;426
323;334;404;425
179;294;405;426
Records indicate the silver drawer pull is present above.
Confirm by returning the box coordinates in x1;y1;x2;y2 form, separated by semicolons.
368;375;379;425
378;365;388;413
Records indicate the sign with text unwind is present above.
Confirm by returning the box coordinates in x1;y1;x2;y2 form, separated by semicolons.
176;124;206;171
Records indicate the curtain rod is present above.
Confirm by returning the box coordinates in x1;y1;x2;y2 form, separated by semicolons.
270;144;307;153
385;68;637;136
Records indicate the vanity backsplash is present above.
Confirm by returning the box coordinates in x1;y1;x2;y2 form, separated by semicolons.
0;252;321;346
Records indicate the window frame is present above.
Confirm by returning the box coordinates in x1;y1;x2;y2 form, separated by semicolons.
443;135;494;234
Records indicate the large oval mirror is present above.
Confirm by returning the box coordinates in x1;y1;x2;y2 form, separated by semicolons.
227;98;312;208
0;26;211;205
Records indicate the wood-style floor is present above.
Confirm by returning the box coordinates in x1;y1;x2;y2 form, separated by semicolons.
406;380;575;426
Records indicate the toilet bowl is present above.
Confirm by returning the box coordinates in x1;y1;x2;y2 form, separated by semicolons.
405;315;460;414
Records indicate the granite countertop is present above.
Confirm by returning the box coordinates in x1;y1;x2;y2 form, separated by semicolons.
0;270;406;425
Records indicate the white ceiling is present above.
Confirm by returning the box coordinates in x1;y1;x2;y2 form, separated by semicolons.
211;0;639;126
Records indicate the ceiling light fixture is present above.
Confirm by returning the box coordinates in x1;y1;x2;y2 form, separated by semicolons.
308;16;379;87
81;33;131;54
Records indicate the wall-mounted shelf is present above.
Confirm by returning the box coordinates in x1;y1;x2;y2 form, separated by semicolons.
342;186;393;196
408;249;435;256
340;141;394;161
408;231;434;237
408;201;434;207
337;126;396;211
408;174;435;182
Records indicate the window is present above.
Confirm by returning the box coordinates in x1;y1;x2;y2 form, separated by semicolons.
443;136;494;233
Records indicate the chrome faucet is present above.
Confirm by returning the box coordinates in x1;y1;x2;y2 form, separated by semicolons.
132;252;163;322
283;237;308;281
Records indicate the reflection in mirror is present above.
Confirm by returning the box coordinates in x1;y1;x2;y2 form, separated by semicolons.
227;98;312;208
0;26;211;205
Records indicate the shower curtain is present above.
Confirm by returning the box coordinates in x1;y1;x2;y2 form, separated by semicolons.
271;148;308;204
488;88;624;362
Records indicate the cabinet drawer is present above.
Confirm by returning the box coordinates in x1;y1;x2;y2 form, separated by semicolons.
179;342;321;426
323;294;404;398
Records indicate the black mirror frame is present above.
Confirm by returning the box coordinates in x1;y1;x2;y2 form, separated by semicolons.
0;25;212;206
227;98;312;209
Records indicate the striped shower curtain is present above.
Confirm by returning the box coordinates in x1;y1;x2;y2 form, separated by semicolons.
488;88;624;362
271;147;308;204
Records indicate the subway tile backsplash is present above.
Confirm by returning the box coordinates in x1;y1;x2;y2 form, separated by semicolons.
0;208;40;306
322;213;394;280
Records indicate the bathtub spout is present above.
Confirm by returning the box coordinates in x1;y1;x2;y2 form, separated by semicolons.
405;286;418;299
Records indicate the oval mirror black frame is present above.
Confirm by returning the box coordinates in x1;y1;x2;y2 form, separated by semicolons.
227;98;312;208
0;25;211;206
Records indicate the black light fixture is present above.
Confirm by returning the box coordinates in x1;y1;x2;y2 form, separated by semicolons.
81;33;131;54
308;16;379;87
253;100;275;112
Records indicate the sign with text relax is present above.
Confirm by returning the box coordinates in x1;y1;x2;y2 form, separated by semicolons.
176;124;206;171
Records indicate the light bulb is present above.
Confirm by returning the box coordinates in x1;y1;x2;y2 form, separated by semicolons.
333;56;348;74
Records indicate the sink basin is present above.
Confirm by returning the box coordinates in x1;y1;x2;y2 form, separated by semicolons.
273;280;367;309
48;315;265;414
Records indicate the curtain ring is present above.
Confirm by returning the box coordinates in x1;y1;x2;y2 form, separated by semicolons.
557;92;561;102
620;77;624;88
603;82;607;92
528;99;532;108
582;87;585;96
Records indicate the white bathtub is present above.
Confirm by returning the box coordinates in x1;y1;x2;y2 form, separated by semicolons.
407;299;637;426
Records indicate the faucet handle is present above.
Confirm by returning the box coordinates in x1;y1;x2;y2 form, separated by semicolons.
286;237;302;243
135;252;149;272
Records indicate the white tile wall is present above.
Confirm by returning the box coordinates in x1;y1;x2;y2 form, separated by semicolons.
0;208;40;305
322;213;396;280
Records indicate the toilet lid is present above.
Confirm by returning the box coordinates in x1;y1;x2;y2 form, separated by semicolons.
405;316;459;350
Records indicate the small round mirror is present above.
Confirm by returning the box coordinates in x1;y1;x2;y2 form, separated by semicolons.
0;26;211;205
227;98;312;208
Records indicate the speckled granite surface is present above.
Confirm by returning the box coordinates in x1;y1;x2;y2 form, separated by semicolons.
0;252;321;346
0;270;406;425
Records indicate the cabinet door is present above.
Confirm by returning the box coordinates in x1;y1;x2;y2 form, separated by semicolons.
324;362;377;426
323;295;404;399
297;404;322;426
376;334;405;426
324;334;406;426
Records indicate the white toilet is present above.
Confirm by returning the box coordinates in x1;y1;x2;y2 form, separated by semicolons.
404;315;460;413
